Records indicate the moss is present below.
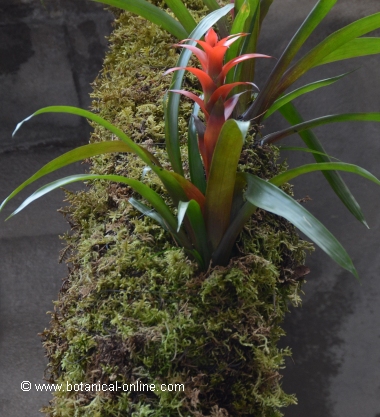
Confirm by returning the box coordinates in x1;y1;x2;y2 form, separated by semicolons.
42;2;313;416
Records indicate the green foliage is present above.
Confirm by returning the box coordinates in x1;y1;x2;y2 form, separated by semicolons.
3;0;380;278
3;0;379;414
1;10;380;417
41;170;311;417
90;0;189;39
32;7;312;416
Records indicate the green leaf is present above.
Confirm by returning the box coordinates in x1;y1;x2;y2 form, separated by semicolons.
188;102;207;194
228;0;261;114
145;167;203;214
230;172;249;221
90;0;188;39
8;173;193;250
129;197;169;232
0;141;134;212
12;106;201;212
271;162;380;188
205;119;245;250
177;201;190;232
243;0;337;120
244;173;358;279
164;3;234;175
264;71;353;119
202;0;220;11
164;0;197;34
212;200;256;265
202;0;229;37
261;112;380;144
279;102;367;227
181;199;211;268
259;0;274;27
278;146;338;160
13;106;160;168
212;173;257;265
225;0;252;84
234;0;245;10
280;12;380;93
315;38;380;66
236;0;260;77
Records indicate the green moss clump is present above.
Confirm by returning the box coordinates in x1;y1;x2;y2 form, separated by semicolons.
42;3;313;416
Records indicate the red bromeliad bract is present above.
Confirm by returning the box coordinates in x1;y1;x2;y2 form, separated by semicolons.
165;28;270;175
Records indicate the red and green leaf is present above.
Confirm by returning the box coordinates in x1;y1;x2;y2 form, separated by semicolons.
205;120;245;250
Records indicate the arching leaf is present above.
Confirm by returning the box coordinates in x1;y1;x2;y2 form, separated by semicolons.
279;12;380;94
261;113;380;144
244;173;358;279
0;141;136;211
90;0;188;39
7;173;193;251
271;162;380;187
316;38;380;66
278;102;367;227
264;71;353;119
243;0;337;120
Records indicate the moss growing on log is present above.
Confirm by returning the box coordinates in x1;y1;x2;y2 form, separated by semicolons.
42;4;313;416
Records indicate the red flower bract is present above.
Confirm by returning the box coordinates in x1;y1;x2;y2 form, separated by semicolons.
165;28;270;175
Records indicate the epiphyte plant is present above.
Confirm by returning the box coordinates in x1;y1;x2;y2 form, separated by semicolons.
2;0;380;278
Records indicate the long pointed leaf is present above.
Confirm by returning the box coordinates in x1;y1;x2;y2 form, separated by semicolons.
185;200;211;268
177;199;211;268
243;0;337;120
316;38;380;66
167;171;205;209
279;102;367;227
261;112;380;144
188;102;207;194
90;0;187;39
264;71;353;119
225;0;252;84
202;0;229;38
164;3;234;175
13;106;160;167
164;0;197;34
12;106;201;215
8;173;193;250
212;175;256;265
279;12;380;94
231;1;261;114
202;0;220;11
129;197;169;232
205;119;245;250
212;201;256;265
244;173;358;278
259;0;274;27
177;201;190;232
271;162;380;188
0;141;135;211
278;146;338;160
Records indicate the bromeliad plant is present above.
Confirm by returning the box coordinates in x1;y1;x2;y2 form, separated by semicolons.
2;0;380;278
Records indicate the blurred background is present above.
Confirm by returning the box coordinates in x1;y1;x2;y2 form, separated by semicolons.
0;1;379;416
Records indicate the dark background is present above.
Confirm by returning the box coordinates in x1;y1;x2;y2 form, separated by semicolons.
0;1;379;416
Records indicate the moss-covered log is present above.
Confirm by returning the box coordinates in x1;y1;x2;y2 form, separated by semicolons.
42;3;312;416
